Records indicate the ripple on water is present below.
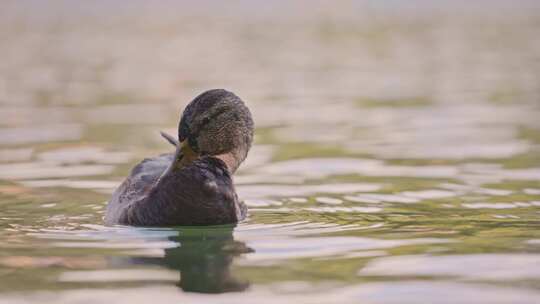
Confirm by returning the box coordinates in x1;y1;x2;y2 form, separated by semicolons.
37;146;132;165
18;222;426;266
358;254;540;281
257;158;459;179
237;182;381;199
244;199;283;207
0;163;114;180
315;197;343;205
2;282;540;304
439;183;514;196
524;188;540;195
344;193;419;204
19;180;119;191
0;148;33;162
0;124;82;145
58;269;179;283
401;190;457;199
462;202;540;209
237;235;450;263
303;206;382;213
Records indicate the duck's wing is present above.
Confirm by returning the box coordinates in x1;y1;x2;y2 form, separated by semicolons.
104;153;175;225
105;131;186;225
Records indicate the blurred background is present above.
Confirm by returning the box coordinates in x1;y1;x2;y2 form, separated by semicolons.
1;1;540;303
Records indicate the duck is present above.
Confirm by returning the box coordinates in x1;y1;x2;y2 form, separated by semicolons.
104;89;254;226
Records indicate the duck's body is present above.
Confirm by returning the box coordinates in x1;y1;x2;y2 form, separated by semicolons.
104;153;246;226
104;89;253;227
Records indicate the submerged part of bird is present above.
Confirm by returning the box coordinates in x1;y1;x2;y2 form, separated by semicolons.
104;89;254;226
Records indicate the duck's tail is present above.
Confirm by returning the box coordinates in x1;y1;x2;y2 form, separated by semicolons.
160;131;179;147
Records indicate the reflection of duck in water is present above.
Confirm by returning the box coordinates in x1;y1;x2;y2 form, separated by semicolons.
129;226;252;293
105;89;254;226
166;226;252;293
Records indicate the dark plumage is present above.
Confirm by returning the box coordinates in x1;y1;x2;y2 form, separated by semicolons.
104;89;253;226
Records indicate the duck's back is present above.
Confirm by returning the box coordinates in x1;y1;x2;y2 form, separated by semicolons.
105;153;174;225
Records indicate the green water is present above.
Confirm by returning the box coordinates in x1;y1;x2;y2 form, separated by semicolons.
1;1;540;303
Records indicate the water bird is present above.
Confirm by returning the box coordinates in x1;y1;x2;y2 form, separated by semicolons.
104;89;253;226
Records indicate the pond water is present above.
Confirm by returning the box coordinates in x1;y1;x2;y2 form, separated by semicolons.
1;1;540;303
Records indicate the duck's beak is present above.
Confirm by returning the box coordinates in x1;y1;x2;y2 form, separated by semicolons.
176;140;200;168
160;131;200;169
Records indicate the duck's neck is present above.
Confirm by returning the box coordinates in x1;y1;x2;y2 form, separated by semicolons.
163;145;241;176
216;144;250;173
214;152;239;174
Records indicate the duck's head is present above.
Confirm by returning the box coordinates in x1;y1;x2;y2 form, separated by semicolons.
177;89;254;173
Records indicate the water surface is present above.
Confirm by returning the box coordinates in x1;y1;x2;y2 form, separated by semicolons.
1;1;540;303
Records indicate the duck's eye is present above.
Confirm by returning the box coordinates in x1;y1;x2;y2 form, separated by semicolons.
202;117;210;125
